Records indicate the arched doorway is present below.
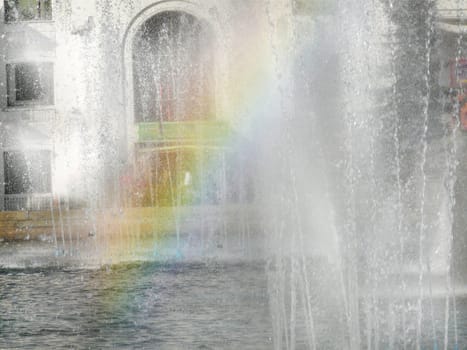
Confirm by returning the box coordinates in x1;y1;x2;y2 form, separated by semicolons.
116;4;257;254
124;10;229;208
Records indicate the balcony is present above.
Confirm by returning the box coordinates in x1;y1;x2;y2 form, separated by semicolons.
4;193;52;211
1;105;55;123
137;121;231;145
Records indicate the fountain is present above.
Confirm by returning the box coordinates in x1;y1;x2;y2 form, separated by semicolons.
0;0;467;348
263;0;467;348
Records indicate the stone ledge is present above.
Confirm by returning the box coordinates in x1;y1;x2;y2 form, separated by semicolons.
0;206;260;242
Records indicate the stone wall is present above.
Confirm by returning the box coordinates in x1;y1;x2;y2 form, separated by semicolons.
0;205;260;243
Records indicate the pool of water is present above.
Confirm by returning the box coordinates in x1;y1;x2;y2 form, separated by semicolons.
0;262;272;349
2;259;467;349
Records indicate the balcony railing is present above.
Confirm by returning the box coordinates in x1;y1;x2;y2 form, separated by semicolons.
4;0;52;22
137;121;231;144
4;193;52;211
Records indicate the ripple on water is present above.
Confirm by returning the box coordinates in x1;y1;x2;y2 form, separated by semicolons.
0;261;272;349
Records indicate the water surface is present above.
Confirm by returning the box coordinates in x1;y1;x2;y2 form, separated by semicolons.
0;262;272;349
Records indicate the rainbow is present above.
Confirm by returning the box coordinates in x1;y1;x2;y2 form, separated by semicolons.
95;4;293;265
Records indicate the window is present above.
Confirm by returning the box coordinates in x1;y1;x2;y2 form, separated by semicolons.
4;150;52;195
6;63;54;106
4;0;52;22
133;11;214;122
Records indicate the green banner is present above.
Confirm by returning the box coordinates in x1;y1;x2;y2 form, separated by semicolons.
137;121;231;143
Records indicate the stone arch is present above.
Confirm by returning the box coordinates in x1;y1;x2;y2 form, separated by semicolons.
122;1;225;155
133;11;214;123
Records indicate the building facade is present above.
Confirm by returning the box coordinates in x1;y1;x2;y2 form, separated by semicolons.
0;0;299;212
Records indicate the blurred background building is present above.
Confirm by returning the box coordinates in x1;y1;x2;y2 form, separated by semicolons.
0;0;295;212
